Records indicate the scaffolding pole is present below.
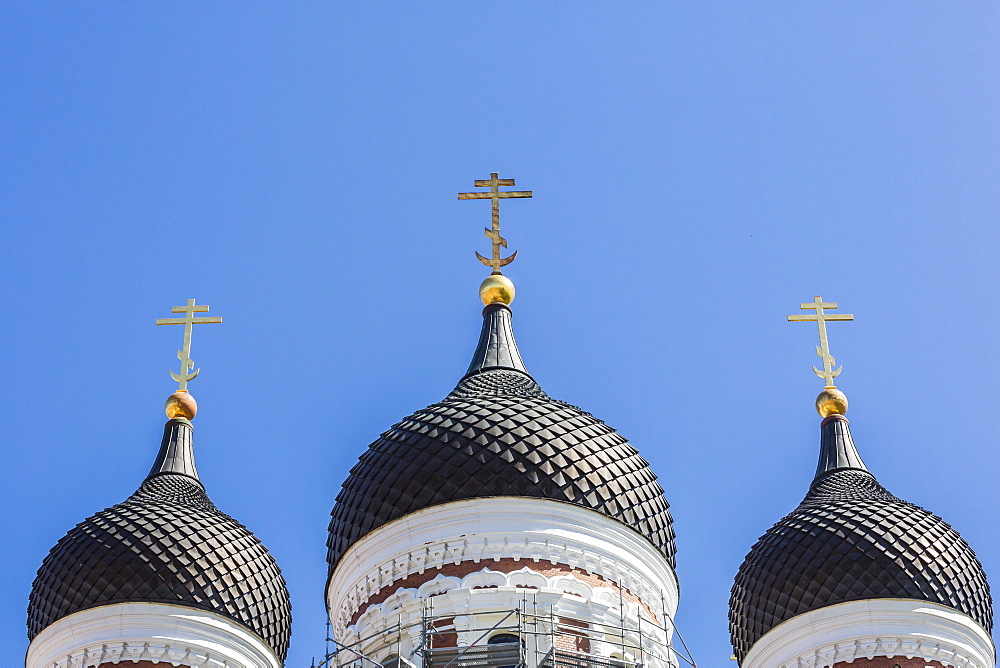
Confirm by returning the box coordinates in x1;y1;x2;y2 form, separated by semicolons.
317;603;694;668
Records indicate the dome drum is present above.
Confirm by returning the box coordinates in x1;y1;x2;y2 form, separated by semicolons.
327;496;679;639
25;601;285;668
738;598;995;668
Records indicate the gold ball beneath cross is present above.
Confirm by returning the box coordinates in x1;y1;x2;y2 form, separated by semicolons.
479;274;515;306
165;391;198;420
816;387;848;417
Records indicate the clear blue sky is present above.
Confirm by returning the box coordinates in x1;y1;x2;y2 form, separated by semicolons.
3;3;998;665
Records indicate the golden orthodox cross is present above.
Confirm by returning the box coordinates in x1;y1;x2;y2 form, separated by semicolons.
458;172;532;272
787;296;854;388
155;299;222;391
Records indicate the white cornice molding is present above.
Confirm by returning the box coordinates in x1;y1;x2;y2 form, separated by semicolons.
351;566;656;637
742;599;995;668
25;602;281;668
327;497;679;636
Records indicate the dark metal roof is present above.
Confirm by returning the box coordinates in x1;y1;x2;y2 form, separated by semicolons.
465;303;528;376
729;414;992;662
813;412;867;478
327;304;675;574
147;417;200;480
28;419;292;660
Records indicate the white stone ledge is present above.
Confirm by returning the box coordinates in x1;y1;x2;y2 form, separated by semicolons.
26;602;281;668
351;566;656;637
327;497;679;637
742;598;995;668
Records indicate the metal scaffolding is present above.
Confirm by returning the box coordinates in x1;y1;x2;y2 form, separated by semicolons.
311;597;696;668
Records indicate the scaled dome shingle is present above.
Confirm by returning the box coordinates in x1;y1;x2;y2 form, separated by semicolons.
28;421;293;661
327;303;676;573
729;415;992;662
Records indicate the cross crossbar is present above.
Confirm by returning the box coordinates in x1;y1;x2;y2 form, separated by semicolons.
787;295;854;388
458;172;532;273
155;299;222;392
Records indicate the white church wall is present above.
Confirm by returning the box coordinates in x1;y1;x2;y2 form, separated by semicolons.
327;497;681;668
741;598;995;668
25;602;282;668
326;497;680;639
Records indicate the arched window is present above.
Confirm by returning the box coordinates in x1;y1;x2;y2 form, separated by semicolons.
608;652;630;668
487;633;520;668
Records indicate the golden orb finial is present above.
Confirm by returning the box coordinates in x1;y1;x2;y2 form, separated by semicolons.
479;273;515;306
816;387;848;417
165;390;198;420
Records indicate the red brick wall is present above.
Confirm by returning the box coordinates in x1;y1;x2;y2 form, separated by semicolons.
351;558;659;625
831;659;947;667
426;616;458;648
556;616;591;653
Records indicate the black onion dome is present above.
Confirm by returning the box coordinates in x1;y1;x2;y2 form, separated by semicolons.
327;302;675;573
28;419;292;661
729;414;992;663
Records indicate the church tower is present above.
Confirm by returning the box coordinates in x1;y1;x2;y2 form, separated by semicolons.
729;297;993;668
26;301;292;668
325;175;684;668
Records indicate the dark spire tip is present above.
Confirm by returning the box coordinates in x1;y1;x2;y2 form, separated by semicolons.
813;411;869;481
146;418;202;485
464;300;529;378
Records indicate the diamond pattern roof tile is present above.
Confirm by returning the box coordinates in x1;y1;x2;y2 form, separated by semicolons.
28;420;292;660
328;305;675;575
729;415;991;662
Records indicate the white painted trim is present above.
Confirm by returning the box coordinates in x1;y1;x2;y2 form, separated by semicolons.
352;566;651;636
25;602;281;668
741;598;995;668
327;497;678;637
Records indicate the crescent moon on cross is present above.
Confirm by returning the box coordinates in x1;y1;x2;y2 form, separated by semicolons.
476;249;517;269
